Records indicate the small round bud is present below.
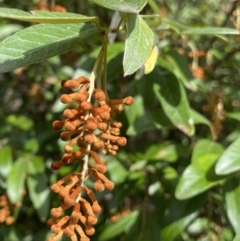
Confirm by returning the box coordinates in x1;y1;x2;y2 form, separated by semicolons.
116;137;127;146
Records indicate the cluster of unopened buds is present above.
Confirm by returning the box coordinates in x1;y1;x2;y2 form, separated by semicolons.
47;76;133;241
0;193;15;225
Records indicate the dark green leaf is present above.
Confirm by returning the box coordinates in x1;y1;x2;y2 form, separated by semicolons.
0;146;13;179
7;157;28;203
224;177;240;233
215;136;240;175
99;210;139;240
153;68;195;136
161;50;196;90
0;8;97;23
175;139;224;200
91;0;147;13
0;23;99;73
161;194;207;240
27;156;50;222
123;13;154;75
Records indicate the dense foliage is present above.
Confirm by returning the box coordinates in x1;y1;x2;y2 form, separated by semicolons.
0;0;240;240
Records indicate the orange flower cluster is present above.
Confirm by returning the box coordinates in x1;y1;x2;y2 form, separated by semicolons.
47;76;133;241
0;194;15;225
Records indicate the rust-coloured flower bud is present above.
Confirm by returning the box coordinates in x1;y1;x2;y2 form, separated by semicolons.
80;101;92;110
75;92;89;103
52;120;65;130
94;89;106;101
94;180;105;192
97;122;108;131
85;119;97;131
116;137;127;146
63;109;79;119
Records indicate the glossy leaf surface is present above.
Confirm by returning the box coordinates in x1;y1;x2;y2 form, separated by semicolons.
215;136;240;175
175;139;224;200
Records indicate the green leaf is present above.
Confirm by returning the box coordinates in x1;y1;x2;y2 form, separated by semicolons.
7;157;28;203
126;108;171;136
91;0;147;13
182;27;240;35
190;109;212;127
215;136;240;175
6;114;33;131
99;210;139;240
224;177;240;233
0;146;13;179
0;23;99;73
144;142;178;162
161;194;207;240
175;139;224;200
226;112;240;121
123;13;154;76
107;158;128;184
124;95;144;126
27;156;50;222
126;211;160;241
0;8;97;23
153;68;195;136
160;50;196;90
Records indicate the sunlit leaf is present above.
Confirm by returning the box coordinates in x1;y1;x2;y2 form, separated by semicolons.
7;157;28;203
99;210;139;240
175;139;224;200
0;8;97;23
182;27;240;35
144;45;158;74
215;136;240;175
0;146;13;179
91;0;147;13
224;177;240;233
0;23;99;73
123;13;154;76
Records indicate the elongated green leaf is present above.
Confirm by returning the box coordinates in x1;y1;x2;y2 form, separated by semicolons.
0;8;97;23
92;0;146;13
215;136;240;175
182;27;240;35
7;157;28;203
27;156;50;222
99;210;139;240
153;68;195;136
123;13;154;76
226;112;240;121
175;139;224;200
190;109;211;127
224;177;240;233
161;194;206;240
0;23;99;73
0;146;13;178
161;50;196;90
